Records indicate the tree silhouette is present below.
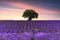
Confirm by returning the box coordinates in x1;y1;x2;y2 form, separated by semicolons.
22;9;38;21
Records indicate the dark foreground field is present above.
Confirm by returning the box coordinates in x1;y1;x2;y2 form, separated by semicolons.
0;20;60;40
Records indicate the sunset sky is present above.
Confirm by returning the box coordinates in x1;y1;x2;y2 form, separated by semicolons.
0;0;60;20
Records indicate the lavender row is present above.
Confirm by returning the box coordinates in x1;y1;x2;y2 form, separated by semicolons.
0;21;60;33
0;32;60;40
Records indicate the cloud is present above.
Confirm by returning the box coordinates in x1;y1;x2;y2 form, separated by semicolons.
0;0;60;11
0;2;22;9
6;1;60;14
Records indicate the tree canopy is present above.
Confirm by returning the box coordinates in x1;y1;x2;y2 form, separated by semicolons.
22;9;38;21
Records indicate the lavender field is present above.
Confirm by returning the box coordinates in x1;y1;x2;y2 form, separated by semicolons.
0;20;60;40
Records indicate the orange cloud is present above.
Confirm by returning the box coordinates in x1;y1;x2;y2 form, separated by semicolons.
6;1;59;14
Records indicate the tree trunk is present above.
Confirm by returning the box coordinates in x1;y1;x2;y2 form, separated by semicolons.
28;17;32;21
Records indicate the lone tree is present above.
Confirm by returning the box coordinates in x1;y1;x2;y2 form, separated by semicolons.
22;9;38;21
